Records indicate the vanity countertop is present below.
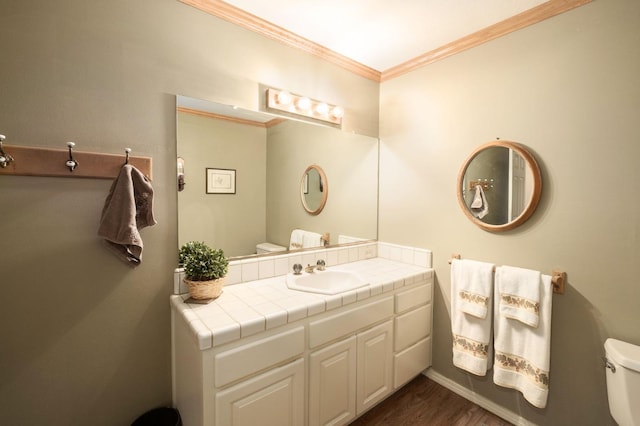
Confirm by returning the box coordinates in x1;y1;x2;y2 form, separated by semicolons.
171;257;433;350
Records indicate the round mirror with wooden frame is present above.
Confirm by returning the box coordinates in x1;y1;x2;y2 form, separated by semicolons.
301;164;328;215
457;141;542;232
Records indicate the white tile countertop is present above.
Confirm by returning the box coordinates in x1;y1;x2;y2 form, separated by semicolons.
171;257;433;351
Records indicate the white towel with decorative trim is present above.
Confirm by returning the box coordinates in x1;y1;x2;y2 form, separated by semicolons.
289;229;324;250
289;229;304;250
457;259;495;319
493;268;553;409
451;258;495;376
497;265;541;327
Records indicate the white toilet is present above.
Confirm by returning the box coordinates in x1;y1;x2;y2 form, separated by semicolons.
605;338;640;426
256;242;286;255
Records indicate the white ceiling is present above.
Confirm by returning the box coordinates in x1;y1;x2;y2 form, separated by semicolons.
222;0;549;71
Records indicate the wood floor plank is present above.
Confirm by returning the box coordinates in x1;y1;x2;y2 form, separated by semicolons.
350;375;513;426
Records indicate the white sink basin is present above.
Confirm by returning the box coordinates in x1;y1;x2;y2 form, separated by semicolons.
286;270;369;295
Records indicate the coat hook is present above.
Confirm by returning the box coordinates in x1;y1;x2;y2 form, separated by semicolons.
125;148;131;164
0;134;15;168
66;142;78;172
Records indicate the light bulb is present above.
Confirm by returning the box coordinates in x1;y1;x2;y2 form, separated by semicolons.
315;102;329;115
276;91;292;106
296;97;312;111
331;106;344;119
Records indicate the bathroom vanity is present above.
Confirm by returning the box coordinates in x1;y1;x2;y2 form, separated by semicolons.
171;252;433;426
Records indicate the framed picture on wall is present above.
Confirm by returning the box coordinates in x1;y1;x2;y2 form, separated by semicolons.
206;168;236;194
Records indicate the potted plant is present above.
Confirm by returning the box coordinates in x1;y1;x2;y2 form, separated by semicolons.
179;241;229;300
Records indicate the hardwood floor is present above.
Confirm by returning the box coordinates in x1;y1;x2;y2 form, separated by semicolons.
350;375;513;426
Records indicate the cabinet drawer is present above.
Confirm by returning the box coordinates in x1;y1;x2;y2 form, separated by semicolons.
395;283;432;314
215;327;305;387
309;297;393;349
393;337;431;389
394;304;431;352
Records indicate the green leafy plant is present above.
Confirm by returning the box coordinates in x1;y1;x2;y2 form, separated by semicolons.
179;241;228;281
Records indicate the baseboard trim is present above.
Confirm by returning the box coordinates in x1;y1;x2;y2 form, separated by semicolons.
424;369;536;426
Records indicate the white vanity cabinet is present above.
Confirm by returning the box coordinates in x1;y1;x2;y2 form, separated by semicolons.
172;260;433;426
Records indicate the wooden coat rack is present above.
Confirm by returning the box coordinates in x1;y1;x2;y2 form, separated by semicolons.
0;144;152;180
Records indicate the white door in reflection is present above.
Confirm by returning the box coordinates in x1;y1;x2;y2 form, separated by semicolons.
509;150;526;221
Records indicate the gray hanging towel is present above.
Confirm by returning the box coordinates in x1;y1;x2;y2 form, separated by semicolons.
98;164;156;266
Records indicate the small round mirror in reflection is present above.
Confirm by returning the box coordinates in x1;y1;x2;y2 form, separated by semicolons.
301;164;328;215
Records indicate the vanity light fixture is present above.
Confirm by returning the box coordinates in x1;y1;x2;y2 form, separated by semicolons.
267;88;343;125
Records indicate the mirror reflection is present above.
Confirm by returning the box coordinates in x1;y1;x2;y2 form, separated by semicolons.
301;164;328;215
177;95;379;258
457;141;542;232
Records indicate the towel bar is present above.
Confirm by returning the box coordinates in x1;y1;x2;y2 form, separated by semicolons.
448;254;565;295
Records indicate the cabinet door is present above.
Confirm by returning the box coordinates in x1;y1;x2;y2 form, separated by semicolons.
309;336;357;426
215;358;304;426
356;320;393;414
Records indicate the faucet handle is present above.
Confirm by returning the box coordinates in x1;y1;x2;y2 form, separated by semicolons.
293;263;303;275
316;259;326;271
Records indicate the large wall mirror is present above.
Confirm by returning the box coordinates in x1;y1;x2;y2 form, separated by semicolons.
457;141;542;232
177;95;379;259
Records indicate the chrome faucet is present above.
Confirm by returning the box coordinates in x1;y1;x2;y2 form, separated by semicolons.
304;264;316;273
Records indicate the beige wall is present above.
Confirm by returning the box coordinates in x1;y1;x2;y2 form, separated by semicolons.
177;111;267;257
379;0;640;424
0;1;378;425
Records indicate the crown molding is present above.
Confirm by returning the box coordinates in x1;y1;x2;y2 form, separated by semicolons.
179;0;592;83
179;0;381;82
380;0;593;81
177;106;285;127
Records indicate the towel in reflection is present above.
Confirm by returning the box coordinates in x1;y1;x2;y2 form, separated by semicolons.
470;184;489;219
98;165;156;266
289;229;324;250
